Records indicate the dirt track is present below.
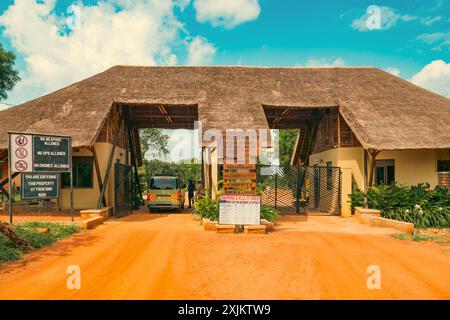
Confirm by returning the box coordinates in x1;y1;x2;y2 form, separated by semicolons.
0;213;449;299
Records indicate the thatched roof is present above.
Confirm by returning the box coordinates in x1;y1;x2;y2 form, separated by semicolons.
0;65;449;154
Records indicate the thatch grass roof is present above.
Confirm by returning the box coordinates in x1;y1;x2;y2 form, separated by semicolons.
0;65;449;153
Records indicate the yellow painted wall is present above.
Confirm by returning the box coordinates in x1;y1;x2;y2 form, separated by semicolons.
59;142;129;210
374;149;439;187
309;147;365;217
310;147;444;216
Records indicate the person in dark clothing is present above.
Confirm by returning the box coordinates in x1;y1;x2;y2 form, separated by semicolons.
187;179;195;209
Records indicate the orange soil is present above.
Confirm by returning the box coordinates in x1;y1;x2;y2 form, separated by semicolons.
0;213;449;300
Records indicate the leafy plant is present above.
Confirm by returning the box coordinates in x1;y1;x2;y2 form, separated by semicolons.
349;184;450;228
260;205;279;222
192;189;219;221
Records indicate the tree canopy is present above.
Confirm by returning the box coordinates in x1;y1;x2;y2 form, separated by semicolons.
139;128;170;160
0;44;20;101
278;129;298;165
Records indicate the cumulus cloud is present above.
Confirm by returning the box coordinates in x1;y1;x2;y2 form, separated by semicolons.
351;6;401;31
306;57;346;67
410;60;450;98
0;0;204;104
187;36;216;65
193;0;260;29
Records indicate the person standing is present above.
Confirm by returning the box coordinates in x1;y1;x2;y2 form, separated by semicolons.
187;179;195;209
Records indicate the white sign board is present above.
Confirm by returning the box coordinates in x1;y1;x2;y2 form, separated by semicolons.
10;133;33;172
219;195;260;225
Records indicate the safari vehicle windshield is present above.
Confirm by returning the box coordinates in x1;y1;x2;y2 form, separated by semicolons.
149;177;178;190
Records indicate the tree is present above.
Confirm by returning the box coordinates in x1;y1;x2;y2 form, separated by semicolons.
139;128;169;160
0;44;20;101
278;129;298;165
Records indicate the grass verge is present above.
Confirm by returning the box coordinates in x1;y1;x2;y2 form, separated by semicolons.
0;222;82;264
392;232;450;244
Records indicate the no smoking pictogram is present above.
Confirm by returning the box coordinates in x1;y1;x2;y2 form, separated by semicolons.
15;160;28;172
15;147;28;159
15;135;28;146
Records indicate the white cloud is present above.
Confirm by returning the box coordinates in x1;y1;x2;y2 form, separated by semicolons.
352;6;400;31
420;16;442;26
187;36;216;65
417;32;450;51
193;0;260;29
0;0;209;104
400;15;417;22
384;67;400;77
306;57;346;67
410;60;450;98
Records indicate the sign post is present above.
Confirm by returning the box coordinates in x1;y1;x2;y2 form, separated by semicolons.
219;194;261;226
8;132;72;224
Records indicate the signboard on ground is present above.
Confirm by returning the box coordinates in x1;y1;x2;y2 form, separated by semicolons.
9;133;71;173
223;163;257;194
21;173;60;199
7;132;73;224
219;194;260;225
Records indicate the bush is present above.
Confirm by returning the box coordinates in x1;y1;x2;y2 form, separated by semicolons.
349;184;450;228
260;205;279;222
0;222;82;263
192;190;219;221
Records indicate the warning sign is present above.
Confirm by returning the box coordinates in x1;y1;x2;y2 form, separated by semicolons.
10;133;33;173
21;173;60;199
9;133;71;173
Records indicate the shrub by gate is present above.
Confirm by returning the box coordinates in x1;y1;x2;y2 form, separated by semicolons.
256;165;341;215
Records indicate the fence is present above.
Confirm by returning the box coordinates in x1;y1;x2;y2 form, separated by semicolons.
256;165;341;215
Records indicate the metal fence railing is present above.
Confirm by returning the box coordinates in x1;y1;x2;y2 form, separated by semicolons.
256;165;341;215
114;163;133;216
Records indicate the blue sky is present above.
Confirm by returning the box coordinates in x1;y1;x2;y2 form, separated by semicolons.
0;0;449;107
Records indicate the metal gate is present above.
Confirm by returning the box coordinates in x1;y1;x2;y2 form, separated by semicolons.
114;162;133;216
256;165;341;215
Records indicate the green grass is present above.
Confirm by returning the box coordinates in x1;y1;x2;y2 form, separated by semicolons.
0;222;82;264
392;233;450;244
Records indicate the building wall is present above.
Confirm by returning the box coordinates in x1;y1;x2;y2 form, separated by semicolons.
309;147;365;217
310;147;443;216
59;142;129;210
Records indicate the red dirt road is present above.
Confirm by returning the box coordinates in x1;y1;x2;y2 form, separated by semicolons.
0;213;449;299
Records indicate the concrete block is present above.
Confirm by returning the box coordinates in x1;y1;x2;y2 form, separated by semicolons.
203;219;218;231
355;207;381;224
244;225;267;234
260;219;274;232
369;217;414;234
216;224;236;234
80;207;112;219
81;215;104;230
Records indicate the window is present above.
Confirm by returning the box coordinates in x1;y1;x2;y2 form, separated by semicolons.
437;160;450;172
375;159;395;185
62;157;93;188
326;161;333;190
148;177;179;190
